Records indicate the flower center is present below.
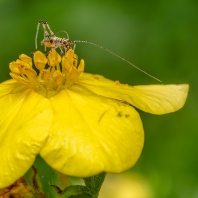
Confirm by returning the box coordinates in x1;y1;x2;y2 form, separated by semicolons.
9;49;84;97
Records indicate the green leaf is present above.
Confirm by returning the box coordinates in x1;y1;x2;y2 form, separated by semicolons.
60;185;90;198
70;194;92;198
25;156;69;198
83;172;106;196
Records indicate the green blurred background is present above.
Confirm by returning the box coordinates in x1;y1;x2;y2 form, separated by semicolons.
0;0;197;197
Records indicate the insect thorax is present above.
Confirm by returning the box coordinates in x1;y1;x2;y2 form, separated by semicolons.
41;36;73;52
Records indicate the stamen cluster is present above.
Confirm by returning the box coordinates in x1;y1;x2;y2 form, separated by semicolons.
9;50;84;97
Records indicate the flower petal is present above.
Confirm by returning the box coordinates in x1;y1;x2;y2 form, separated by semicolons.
40;84;144;177
0;82;53;188
0;79;27;97
77;73;189;114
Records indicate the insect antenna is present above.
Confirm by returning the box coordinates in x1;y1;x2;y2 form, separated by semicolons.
73;40;162;82
35;20;161;82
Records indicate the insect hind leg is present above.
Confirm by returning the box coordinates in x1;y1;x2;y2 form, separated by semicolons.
56;30;70;40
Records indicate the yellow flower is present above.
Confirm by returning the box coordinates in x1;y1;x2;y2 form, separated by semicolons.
0;49;188;188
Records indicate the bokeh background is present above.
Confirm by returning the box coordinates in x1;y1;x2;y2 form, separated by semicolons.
0;0;197;197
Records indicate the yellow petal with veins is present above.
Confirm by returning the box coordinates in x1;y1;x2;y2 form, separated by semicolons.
77;73;189;114
40;84;144;177
0;82;53;188
0;79;28;97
